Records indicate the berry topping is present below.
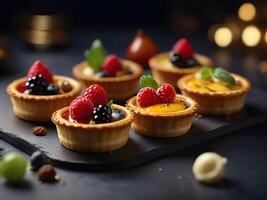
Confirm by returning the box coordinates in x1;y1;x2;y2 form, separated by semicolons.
27;60;53;83
93;104;112;124
17;82;27;93
82;84;108;107
170;53;185;66
69;96;94;123
137;87;161;108
157;83;176;103
46;84;59;95
102;54;122;76
111;110;124;121
25;74;49;95
172;38;195;60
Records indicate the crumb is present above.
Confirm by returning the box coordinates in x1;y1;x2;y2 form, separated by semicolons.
37;164;57;183
32;126;47;136
158;168;163;172
177;176;182;180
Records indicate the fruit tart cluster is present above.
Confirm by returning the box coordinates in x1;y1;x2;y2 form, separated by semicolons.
178;67;251;115
73;39;143;100
6;60;81;122
149;38;213;88
127;75;198;137
52;84;133;152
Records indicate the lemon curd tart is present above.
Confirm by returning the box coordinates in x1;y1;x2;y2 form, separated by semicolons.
127;95;197;137
149;38;213;88
178;68;250;115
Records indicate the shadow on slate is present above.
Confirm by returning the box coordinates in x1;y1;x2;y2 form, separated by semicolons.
1;78;267;171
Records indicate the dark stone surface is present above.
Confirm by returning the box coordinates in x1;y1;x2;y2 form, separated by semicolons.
0;29;267;199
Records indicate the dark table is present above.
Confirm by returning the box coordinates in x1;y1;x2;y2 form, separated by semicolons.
1;29;267;200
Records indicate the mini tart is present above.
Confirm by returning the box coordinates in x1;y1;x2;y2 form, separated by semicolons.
126;95;198;138
51;104;133;152
6;75;82;122
178;74;251;115
73;60;143;101
149;52;213;88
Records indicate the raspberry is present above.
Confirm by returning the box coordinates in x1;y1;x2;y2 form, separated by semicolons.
82;84;108;107
172;38;195;60
136;87;160;108
101;54;122;76
157;83;176;103
69;96;94;123
27;60;53;83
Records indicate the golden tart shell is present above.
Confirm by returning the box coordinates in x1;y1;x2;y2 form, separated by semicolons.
51;104;133;152
149;52;213;88
177;74;251;115
6;75;82;122
73;59;143;101
126;95;198;138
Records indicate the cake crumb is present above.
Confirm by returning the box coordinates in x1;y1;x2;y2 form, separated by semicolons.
32;126;47;136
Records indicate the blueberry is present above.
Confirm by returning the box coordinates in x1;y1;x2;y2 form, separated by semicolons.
170;53;186;67
46;84;59;95
111;110;124;121
95;71;109;78
30;151;50;171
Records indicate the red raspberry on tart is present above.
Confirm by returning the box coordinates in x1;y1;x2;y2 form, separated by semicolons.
102;54;122;76
82;84;108;107
27;60;53;83
157;83;176;103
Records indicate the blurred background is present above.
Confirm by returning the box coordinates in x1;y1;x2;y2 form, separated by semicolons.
0;0;267;87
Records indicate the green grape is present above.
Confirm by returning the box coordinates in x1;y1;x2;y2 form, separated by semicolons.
0;152;28;182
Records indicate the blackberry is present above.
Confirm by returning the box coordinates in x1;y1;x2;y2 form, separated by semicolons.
93;104;112;124
25;74;48;95
170;53;199;68
47;84;59;95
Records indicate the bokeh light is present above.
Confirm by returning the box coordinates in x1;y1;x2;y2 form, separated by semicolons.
214;27;233;47
241;26;261;47
238;3;256;21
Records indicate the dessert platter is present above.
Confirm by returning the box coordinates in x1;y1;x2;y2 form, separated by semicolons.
1;38;267;172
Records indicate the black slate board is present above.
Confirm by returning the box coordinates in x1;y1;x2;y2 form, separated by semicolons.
1;78;267;171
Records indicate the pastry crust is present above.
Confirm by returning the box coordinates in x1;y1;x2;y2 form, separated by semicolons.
149;52;213;88
6;75;82;122
177;74;251;115
126;95;198;138
51;104;133;152
73;60;143;101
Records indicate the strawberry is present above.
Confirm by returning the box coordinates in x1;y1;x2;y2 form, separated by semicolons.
27;60;53;83
102;54;122;76
82;84;108;107
69;96;94;123
136;87;160;107
157;83;176;103
172;38;195;60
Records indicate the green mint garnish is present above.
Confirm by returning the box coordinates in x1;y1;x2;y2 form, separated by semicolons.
213;68;236;85
198;67;213;79
139;75;158;89
84;39;106;72
107;100;113;108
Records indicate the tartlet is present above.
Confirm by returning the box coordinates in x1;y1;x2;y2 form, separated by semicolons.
73;59;143;100
149;52;213;87
178;69;251;115
7;75;81;122
52;104;133;152
127;94;197;138
149;38;213;88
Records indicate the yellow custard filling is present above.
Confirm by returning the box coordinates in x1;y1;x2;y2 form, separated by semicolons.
143;101;187;113
186;78;241;92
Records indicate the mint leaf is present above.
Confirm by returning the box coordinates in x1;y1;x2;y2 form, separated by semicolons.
198;67;213;79
84;39;106;72
139;75;158;89
213;68;236;85
107;100;113;108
